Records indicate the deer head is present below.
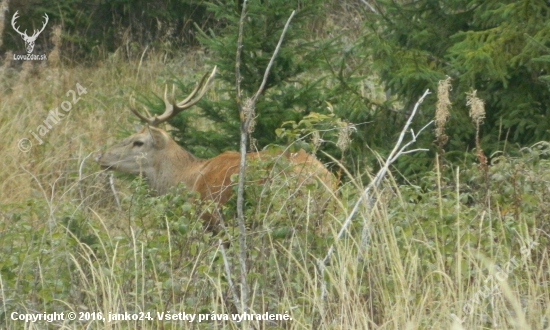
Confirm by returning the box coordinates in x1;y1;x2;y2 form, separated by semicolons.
98;67;217;195
12;11;49;54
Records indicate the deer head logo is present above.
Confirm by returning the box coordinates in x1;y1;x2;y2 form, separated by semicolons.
11;11;49;54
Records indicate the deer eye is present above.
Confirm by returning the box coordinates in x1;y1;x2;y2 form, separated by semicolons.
133;141;144;147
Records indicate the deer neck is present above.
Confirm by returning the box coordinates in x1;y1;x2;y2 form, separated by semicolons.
148;141;206;195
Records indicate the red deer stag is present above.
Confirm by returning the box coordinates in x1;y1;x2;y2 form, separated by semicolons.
98;67;334;226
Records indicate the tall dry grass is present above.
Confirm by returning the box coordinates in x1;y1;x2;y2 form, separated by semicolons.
0;44;210;206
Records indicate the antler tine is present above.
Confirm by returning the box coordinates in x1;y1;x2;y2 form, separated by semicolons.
11;11;25;36
162;84;172;111
129;67;217;127
153;66;217;125
32;13;49;37
129;97;157;126
156;84;176;125
175;66;217;108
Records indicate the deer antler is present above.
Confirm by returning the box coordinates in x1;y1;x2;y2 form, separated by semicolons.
11;11;26;37
31;13;49;39
11;11;49;39
130;66;217;127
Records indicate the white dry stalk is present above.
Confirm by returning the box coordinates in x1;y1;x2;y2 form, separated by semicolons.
108;174;122;211
312;130;321;152
466;89;486;156
318;89;433;302
48;25;63;68
219;240;242;314
78;151;95;203
360;0;378;13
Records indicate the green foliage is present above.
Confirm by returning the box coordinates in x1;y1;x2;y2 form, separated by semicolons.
363;0;550;168
0;171;339;327
171;0;331;156
239;149;336;230
275;111;348;158
389;141;550;278
0;179;223;327
163;1;394;182
2;143;550;328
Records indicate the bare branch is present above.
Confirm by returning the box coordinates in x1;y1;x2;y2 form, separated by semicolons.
318;89;432;302
401;148;430;155
235;0;250;316
220;240;242;314
251;10;296;105
235;0;247;111
234;3;296;315
390;120;434;162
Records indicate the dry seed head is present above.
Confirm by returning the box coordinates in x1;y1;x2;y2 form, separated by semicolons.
337;121;353;152
48;26;63;67
243;98;256;134
52;25;62;49
249;136;258;152
435;76;452;139
466;90;485;126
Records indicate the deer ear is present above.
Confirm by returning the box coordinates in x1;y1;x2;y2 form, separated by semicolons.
134;124;142;132
149;128;169;149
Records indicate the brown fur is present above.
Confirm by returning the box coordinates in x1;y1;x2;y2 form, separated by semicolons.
98;126;334;221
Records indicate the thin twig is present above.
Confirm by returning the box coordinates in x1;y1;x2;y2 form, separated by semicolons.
219;240;242;314
401;148;430;155
78;151;95;203
318;89;432;302
360;0;378;14
136;45;149;79
235;0;246;110
390;120;434;163
251;10;296;105
109;173;122;211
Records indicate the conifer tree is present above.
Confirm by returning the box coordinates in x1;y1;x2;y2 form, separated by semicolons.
170;0;329;157
364;0;550;161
